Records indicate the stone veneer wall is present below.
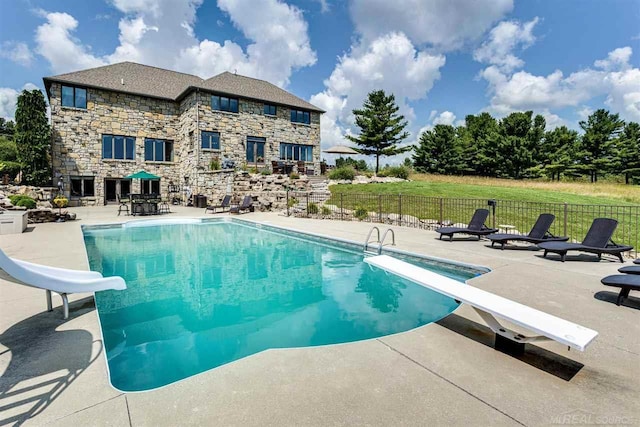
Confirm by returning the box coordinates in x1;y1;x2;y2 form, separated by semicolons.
50;83;321;205
191;91;321;195
50;82;183;205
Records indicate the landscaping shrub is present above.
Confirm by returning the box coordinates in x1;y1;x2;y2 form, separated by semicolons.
377;166;410;179
354;206;368;220
289;172;300;180
0;160;21;180
321;206;332;216
307;202;319;214
329;166;356;180
9;194;36;209
287;197;298;208
209;159;221;170
260;169;271;175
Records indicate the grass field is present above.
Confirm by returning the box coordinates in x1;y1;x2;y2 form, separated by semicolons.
324;174;639;255
331;173;640;205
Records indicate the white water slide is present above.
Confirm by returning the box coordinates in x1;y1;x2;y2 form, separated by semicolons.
0;249;126;319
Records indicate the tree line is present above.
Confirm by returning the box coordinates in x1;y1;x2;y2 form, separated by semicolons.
346;90;640;184
0;89;51;186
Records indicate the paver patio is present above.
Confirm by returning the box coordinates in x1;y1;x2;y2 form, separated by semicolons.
1;206;638;426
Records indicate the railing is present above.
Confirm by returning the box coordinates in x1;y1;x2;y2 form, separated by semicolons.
285;191;639;258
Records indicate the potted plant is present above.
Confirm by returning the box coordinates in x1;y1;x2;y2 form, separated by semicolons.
53;195;68;222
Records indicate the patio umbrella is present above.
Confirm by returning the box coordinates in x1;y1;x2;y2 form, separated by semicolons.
125;170;160;180
323;145;359;156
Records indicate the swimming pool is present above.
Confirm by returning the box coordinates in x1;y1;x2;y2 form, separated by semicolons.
83;219;487;392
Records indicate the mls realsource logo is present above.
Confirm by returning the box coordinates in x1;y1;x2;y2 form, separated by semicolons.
550;410;634;425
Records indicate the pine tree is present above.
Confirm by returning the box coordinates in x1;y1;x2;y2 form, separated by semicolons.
578;109;624;182
346;90;410;174
617;122;640;184
15;89;51;185
413;124;464;174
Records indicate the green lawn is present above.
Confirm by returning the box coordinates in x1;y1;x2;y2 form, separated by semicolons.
329;181;639;206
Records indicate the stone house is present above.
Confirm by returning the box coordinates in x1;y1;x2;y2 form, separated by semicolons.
43;62;323;206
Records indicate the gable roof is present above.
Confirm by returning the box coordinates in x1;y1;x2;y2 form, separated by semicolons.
43;61;323;113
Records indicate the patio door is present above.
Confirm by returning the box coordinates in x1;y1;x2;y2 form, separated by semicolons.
141;179;160;195
246;136;266;165
104;179;132;204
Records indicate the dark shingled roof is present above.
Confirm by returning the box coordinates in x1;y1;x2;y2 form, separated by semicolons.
43;61;323;113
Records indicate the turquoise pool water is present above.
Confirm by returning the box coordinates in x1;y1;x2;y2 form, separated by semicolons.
83;219;484;392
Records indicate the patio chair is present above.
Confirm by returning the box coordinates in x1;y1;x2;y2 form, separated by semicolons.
116;194;129;216
297;161;306;175
487;213;568;250
205;195;232;213
618;265;640;275
0;248;126;319
230;196;253;214
435;209;498;241
600;274;640;305
538;218;633;262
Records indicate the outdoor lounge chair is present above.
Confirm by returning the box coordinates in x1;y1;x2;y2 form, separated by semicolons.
365;255;598;354
487;213;568;250
538;218;633;262
230;196;253;214
618;265;640;275
435;209;498;241
0;248;126;319
205;195;231;213
601;274;640;305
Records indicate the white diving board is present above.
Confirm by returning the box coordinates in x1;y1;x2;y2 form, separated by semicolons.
0;248;126;319
364;255;598;352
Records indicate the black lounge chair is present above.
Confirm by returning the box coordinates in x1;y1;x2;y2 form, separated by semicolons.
618;265;640;275
435;209;498;241
487;213;568;250
538;218;633;263
205;195;231;213
601;274;640;305
634;259;640;265
230;196;253;214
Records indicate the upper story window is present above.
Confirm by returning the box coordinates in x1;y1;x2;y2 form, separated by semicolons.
201;131;220;150
211;95;239;113
102;134;135;160
144;138;174;162
290;109;310;124
61;85;87;109
264;104;277;116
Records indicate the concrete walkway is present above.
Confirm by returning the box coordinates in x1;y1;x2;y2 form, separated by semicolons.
0;206;638;426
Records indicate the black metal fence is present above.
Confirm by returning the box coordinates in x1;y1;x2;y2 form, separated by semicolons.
286;191;639;258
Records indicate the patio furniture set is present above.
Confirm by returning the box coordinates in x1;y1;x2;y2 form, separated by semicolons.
435;209;638;306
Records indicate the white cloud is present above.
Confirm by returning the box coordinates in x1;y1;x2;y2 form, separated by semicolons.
311;32;445;161
178;0;316;86
473;18;538;72
314;0;330;13
350;0;513;50
0;83;42;121
33;0;316;87
432;111;456;126
479;48;640;122
35;12;107;73
0;41;35;67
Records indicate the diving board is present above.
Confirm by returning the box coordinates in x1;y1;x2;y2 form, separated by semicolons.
364;255;598;353
0;248;126;319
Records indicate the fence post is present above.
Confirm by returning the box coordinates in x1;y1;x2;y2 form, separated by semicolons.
340;193;344;221
286;190;289;217
398;193;402;225
563;202;568;238
306;192;310;218
439;198;443;225
378;194;382;223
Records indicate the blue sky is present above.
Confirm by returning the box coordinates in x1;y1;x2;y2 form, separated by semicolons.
1;0;639;157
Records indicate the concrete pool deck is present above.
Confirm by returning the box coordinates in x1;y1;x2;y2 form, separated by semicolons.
1;206;638;426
